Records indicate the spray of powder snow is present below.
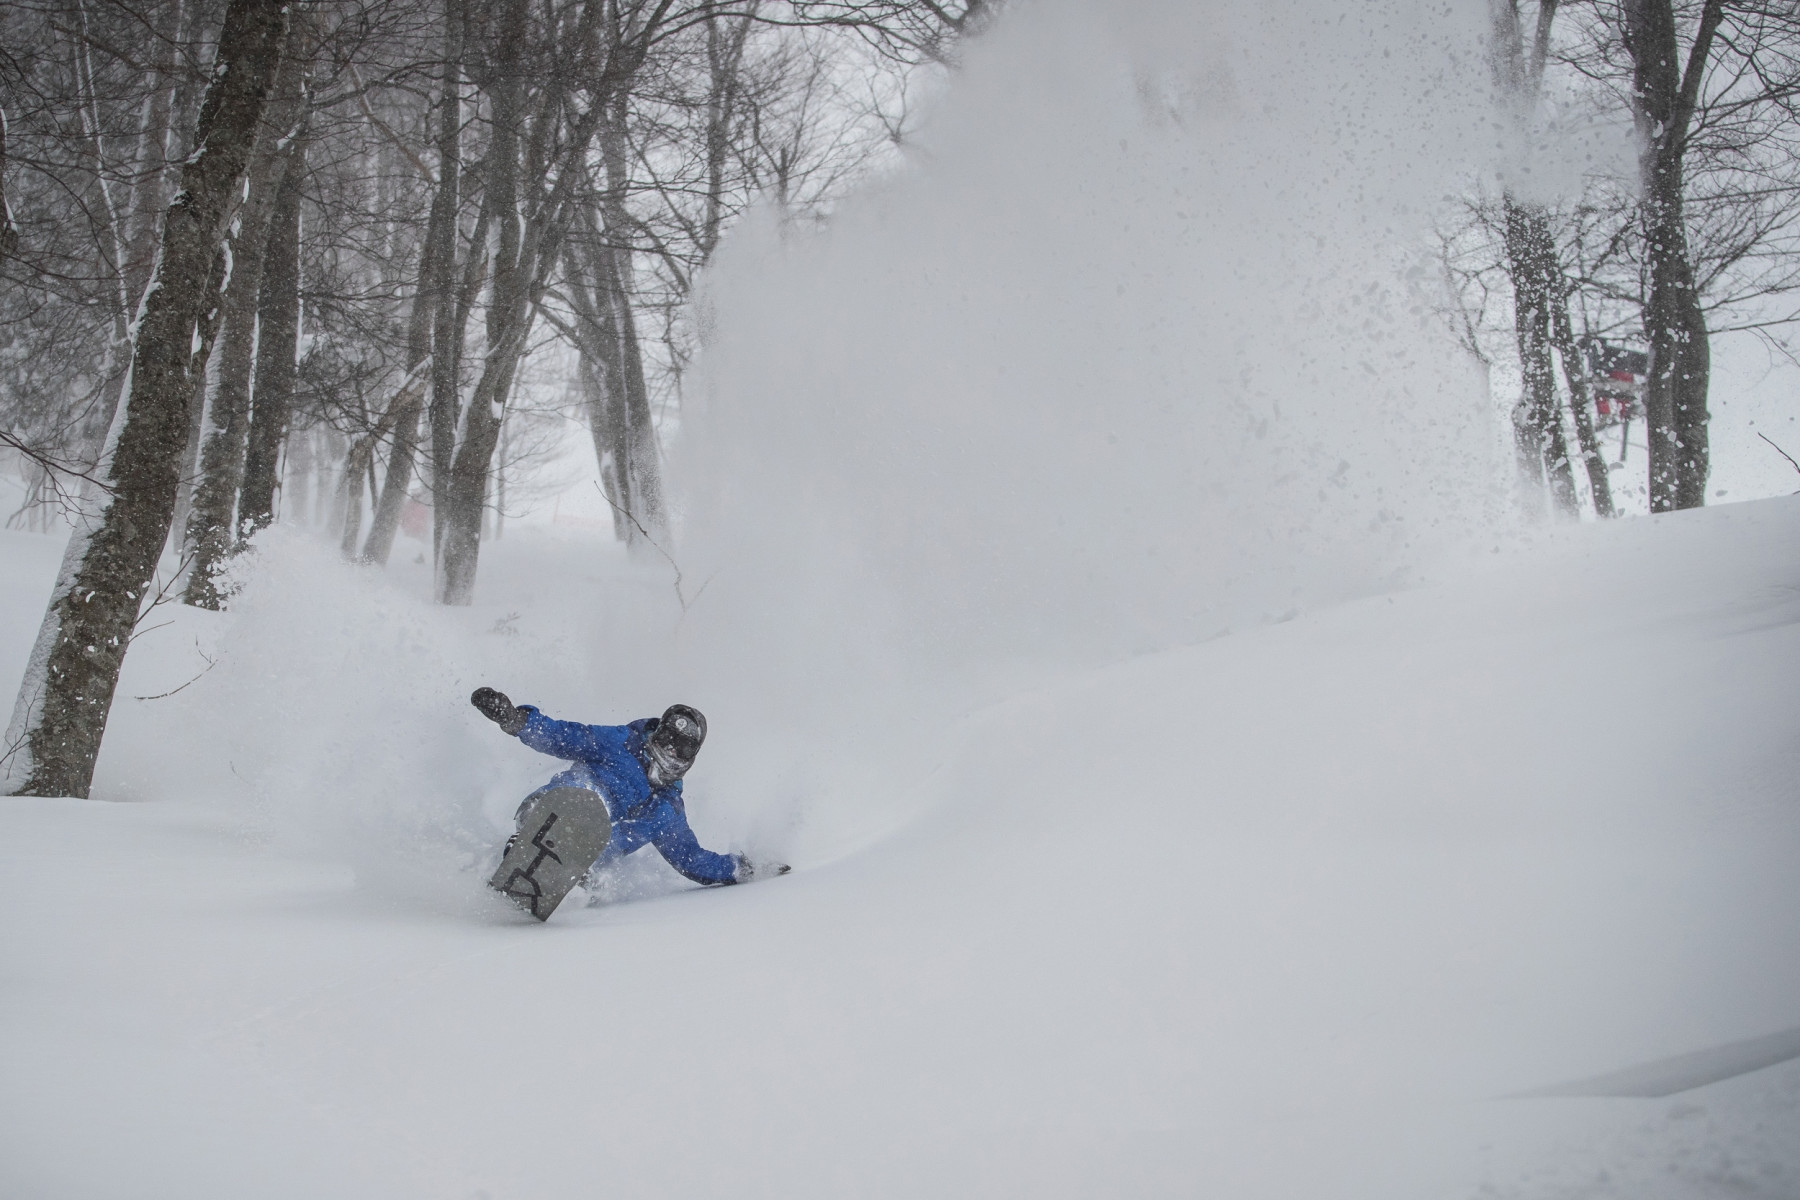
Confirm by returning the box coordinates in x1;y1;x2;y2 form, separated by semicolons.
667;1;1510;802
123;0;1523;892
117;526;771;915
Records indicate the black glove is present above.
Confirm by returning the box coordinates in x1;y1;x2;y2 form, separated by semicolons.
733;856;792;883
471;687;529;736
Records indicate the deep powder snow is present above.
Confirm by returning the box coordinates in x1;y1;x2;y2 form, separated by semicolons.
4;1;1798;1196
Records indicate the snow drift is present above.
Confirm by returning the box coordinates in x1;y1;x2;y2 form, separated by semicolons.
5;496;1800;1200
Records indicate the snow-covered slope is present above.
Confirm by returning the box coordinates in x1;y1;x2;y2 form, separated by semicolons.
3;497;1798;1200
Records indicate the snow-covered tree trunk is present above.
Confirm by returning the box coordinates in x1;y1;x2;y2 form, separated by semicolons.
1490;1;1577;519
3;0;288;798
1502;196;1579;518
183;45;308;607
1622;0;1721;513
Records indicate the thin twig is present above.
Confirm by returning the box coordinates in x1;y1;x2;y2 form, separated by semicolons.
129;546;200;642
133;641;219;701
347;64;437;185
1;429;113;496
1758;432;1800;492
593;481;714;613
0;684;40;774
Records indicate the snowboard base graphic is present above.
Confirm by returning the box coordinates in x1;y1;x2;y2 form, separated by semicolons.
488;787;613;921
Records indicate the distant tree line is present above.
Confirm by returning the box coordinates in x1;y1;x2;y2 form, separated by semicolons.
0;0;987;797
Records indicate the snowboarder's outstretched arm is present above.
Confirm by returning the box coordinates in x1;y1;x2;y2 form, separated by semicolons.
640;807;791;885
514;708;627;762
642;807;745;886
471;689;627;760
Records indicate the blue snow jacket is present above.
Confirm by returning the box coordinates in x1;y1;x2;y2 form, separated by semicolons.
514;708;742;886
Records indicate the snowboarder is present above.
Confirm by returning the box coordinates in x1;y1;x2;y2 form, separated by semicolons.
472;688;787;890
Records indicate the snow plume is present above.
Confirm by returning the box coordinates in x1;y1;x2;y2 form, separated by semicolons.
112;528;507;913
676;2;1506;734
109;526;777;911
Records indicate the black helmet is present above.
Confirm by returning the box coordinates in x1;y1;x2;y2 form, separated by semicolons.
644;704;706;785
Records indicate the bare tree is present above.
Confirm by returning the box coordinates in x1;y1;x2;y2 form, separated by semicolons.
1445;2;1800;514
1603;0;1800;510
5;0;288;798
3;0;989;631
1621;0;1723;511
182;30;310;606
0;0;213;516
1491;0;1615;519
238;129;307;534
436;0;687;603
362;0;466;566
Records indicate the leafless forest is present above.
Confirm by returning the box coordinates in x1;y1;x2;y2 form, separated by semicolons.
2;0;1798;797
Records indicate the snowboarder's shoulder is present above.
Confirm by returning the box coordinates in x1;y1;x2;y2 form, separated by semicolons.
580;718;647;743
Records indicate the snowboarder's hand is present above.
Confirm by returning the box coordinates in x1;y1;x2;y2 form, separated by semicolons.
471;687;529;736
734;856;791;883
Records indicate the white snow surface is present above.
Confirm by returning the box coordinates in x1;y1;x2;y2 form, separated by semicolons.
5;2;1800;1195
3;498;1799;1199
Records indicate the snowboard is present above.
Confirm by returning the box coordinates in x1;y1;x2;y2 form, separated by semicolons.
487;786;613;921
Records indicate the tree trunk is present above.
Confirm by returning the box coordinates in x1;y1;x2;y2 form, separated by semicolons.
1548;283;1616;518
1502;196;1579;518
360;237;437;565
169;244;232;547
577;351;630;541
366;2;463;566
588;92;667;551
183;46;308;607
336;369;423;558
431;201;486;563
700;11;752;262
1622;0;1722;512
494;421;507;541
362;387;425;565
437;0;529;605
435;0;622;602
563;236;628;540
3;0;287;798
283;420;314;523
239;135;305;535
578;239;664;550
1641;181;1712;511
120;0;185;316
427;0;471;566
322;427;348;531
339;437;374;559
